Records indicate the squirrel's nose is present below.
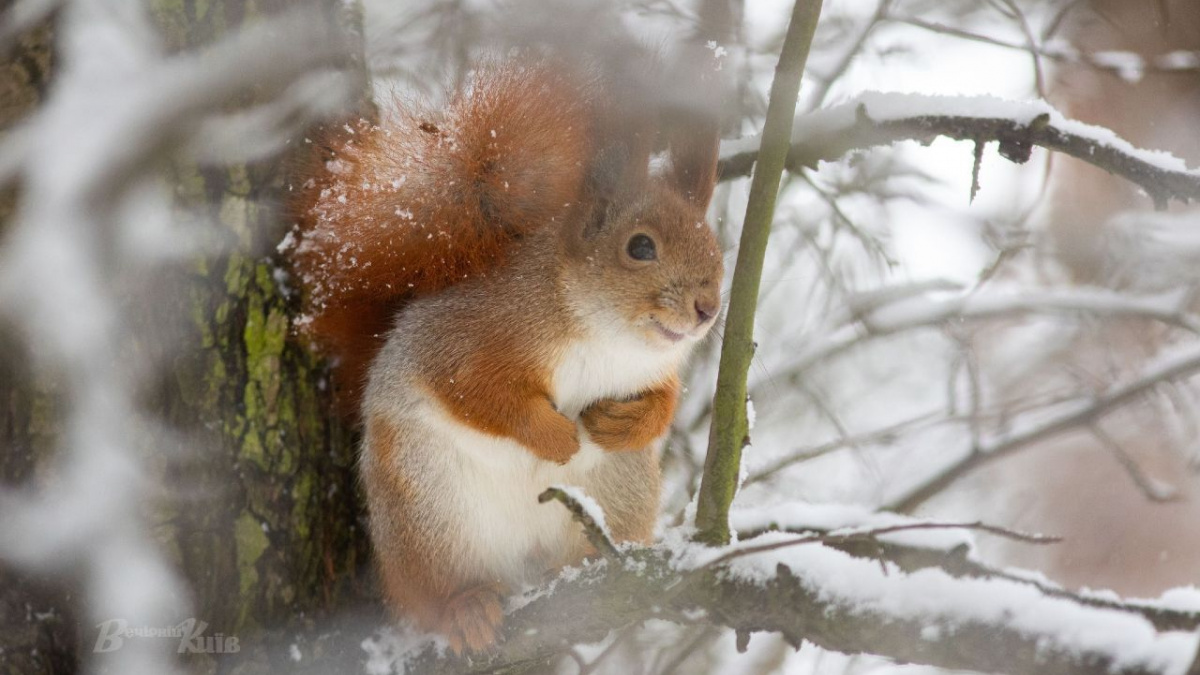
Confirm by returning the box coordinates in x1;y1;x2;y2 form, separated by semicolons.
694;298;718;326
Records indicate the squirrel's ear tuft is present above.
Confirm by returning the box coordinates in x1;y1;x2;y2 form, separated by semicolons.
662;108;720;210
661;0;731;212
660;46;723;211
579;141;649;240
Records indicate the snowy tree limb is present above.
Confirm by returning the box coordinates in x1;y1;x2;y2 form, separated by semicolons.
738;522;1200;634
402;536;1200;675
718;93;1200;209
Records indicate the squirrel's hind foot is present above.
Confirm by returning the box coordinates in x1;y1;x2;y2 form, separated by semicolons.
441;582;506;655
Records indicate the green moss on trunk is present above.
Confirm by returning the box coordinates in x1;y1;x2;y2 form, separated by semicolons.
1;3;373;673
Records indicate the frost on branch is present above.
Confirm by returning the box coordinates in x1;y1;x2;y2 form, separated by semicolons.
382;498;1200;675
718;92;1200;209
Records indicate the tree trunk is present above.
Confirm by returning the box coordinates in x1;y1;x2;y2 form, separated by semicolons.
0;3;376;673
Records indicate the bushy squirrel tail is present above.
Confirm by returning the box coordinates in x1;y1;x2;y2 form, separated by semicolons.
284;61;599;412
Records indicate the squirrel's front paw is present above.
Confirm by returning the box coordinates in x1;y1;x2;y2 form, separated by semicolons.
530;410;581;465
581;394;669;452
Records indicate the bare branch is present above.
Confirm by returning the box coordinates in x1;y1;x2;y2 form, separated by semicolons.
1091;424;1181;503
699;520;1061;571
888;343;1200;514
745;407;945;485
759;287;1200;397
696;0;825;546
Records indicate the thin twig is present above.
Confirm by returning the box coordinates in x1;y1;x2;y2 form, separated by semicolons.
698;520;1060;571
759;288;1200;399
1091;424;1181;503
996;0;1046;96
539;487;620;560
656;626;717;675
745;407;946;484
741;524;1200;633
889;344;1200;513
807;0;890;109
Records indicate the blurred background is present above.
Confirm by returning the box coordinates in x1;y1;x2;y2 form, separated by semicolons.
2;0;1199;673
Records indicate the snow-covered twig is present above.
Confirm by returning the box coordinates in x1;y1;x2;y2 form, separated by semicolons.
539;486;619;560
727;501;1200;633
768;522;1200;634
697;520;1060;571
718;92;1200;209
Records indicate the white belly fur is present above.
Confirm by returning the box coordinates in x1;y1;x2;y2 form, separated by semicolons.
397;326;685;589
415;398;606;588
551;314;687;418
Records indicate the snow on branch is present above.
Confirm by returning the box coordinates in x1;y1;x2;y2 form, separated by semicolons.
718;92;1200;209
729;501;1200;634
399;525;1200;675
538;486;620;560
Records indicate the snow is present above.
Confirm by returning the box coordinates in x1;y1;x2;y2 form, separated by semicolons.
652;514;1200;674
362;627;441;675
1091;51;1145;83
1158;51;1200;71
1143;587;1200;613
705;536;1199;674
276;229;297;253
0;5;347;675
720;91;1199;176
728;501;975;552
550;484;612;542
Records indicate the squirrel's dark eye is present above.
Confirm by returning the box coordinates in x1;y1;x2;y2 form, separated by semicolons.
626;234;657;261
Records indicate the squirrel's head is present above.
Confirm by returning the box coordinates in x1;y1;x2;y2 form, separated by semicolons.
563;171;724;351
560;50;726;350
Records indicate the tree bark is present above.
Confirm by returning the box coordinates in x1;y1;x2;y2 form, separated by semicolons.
0;17;76;675
0;3;375;673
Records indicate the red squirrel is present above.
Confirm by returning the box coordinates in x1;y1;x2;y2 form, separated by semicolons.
286;56;724;653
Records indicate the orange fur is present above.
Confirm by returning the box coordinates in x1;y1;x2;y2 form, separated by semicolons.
287;61;598;411
366;416;450;629
582;375;681;452
423;340;583;465
301;51;724;653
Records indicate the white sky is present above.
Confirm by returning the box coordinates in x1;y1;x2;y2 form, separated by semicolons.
747;0;1046;283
